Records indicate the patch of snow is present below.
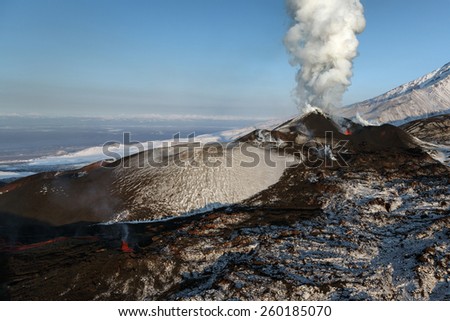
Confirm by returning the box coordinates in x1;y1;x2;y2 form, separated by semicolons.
322;145;337;161
196;118;288;143
40;185;48;195
77;171;88;178
416;138;450;167
0;171;36;179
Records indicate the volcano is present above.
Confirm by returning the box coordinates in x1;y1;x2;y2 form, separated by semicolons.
0;109;449;301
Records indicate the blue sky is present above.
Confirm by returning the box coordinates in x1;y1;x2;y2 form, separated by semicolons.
0;0;449;118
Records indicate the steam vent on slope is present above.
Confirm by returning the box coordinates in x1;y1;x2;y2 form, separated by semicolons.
1;109;449;300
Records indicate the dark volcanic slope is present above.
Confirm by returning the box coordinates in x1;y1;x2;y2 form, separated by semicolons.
401;113;450;145
0;159;118;226
349;124;419;152
0;162;120;226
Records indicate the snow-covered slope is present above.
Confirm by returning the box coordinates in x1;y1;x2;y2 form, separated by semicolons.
340;62;450;124
113;143;298;221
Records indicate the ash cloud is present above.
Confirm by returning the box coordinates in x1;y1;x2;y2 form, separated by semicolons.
284;0;366;113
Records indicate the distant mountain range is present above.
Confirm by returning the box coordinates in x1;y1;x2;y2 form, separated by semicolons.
341;62;450;124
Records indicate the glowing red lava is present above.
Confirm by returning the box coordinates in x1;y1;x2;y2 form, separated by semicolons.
13;237;68;252
121;240;134;253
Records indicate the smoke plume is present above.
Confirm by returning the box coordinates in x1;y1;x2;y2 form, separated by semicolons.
284;0;366;113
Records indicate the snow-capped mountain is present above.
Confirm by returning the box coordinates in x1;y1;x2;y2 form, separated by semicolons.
340;62;450;124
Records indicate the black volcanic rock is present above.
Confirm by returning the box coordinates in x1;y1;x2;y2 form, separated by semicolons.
401;113;450;145
348;124;419;152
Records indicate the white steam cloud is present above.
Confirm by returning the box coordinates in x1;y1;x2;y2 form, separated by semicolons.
284;0;366;113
